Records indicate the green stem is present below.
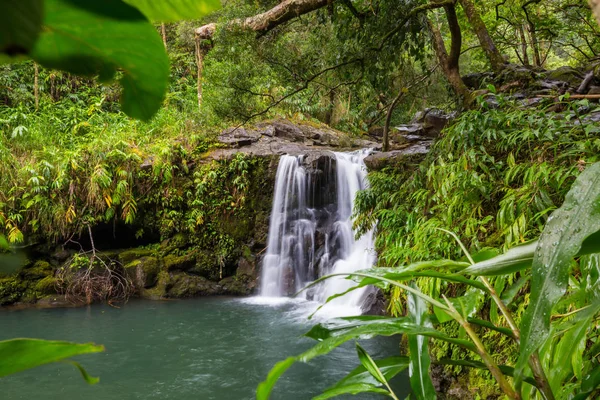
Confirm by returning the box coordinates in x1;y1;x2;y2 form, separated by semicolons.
443;295;521;400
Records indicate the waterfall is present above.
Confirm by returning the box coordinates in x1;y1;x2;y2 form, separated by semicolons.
259;149;376;316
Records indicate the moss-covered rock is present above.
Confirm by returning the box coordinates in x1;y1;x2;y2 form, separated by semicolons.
188;250;219;280
163;253;196;271
546;66;584;86
19;261;52;280
34;275;58;295
160;233;190;254
0;277;22;305
118;248;155;265
166;273;223;297
124;256;161;289
141;270;170;300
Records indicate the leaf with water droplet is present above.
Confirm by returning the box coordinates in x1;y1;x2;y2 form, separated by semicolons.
516;162;600;385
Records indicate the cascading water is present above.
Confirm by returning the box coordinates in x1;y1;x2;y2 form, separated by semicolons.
259;149;376;316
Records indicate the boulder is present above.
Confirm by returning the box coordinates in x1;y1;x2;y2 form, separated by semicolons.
166;273;223;297
163;253;196;272
364;144;431;171
545;66;584;87
124;256;161;289
118;248;155;265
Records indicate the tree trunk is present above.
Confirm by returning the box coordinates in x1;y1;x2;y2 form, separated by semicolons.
458;0;505;71
195;35;205;109
525;24;541;67
428;6;471;102
195;0;329;39
34;62;39;111
518;25;530;66
383;89;404;152
161;23;167;49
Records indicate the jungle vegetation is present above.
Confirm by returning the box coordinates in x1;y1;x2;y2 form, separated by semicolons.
1;0;600;398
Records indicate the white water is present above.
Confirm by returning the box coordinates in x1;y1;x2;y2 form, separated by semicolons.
259;149;376;317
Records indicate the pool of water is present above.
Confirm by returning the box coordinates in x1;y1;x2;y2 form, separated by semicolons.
0;297;410;399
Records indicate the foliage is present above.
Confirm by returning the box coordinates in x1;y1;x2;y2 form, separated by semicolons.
355;96;600;270
0;338;104;383
259;161;600;399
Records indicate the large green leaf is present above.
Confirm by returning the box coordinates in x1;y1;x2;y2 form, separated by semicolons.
463;231;600;277
124;0;221;22
549;301;600;393
461;241;537;276
0;339;104;383
313;383;392;399
516;162;600;379
0;0;43;62
30;0;170;121
407;287;436;400
257;318;475;399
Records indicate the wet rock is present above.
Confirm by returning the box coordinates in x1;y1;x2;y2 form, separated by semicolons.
462;72;494;89
218;127;261;148
364;143;431;171
545;66;584;87
34;275;58;295
588;85;600;95
118;248;155;265
362;289;387;315
163;253;196;272
124;256;161;289
167;273;223;297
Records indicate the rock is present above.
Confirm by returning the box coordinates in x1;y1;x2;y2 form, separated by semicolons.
588;85;600;95
163;253;196;272
36;295;82;308
367;126;384;138
19;261;52;280
124;256;161;289
34;275;58;295
270;120;305;141
188;250;219;280
362;289;387;315
496;64;538;85
218;127;261;148
364;144;431;171
0;278;22;305
167;273;223;297
461;72;494;89
51;247;71;262
118;248;155;265
545;66;584;87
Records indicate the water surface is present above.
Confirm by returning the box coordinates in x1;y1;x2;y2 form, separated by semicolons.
1;297;409;399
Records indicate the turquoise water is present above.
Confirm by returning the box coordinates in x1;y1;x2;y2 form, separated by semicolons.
0;297;410;399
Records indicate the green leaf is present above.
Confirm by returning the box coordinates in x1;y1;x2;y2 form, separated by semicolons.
0;1;43;59
517;162;600;379
356;343;388;385
30;0;170;121
313;383;392;399
0;339;104;382
258;318;475;399
124;0;221;22
461;241;537;276
315;357;409;400
0;234;9;251
407;287;436;400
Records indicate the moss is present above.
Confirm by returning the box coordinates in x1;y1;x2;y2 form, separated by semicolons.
34;275;58;295
19;261;52;280
124;256;161;289
118;248;155;265
0;277;22;305
163;253;196;271
188;250;219;280
140;270;170;300
166;273;222;297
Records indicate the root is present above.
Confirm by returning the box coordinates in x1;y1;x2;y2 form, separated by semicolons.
56;224;134;305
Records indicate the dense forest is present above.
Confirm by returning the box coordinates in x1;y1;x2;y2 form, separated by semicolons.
1;0;600;399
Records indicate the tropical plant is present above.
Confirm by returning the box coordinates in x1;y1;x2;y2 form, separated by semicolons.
258;161;600;399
